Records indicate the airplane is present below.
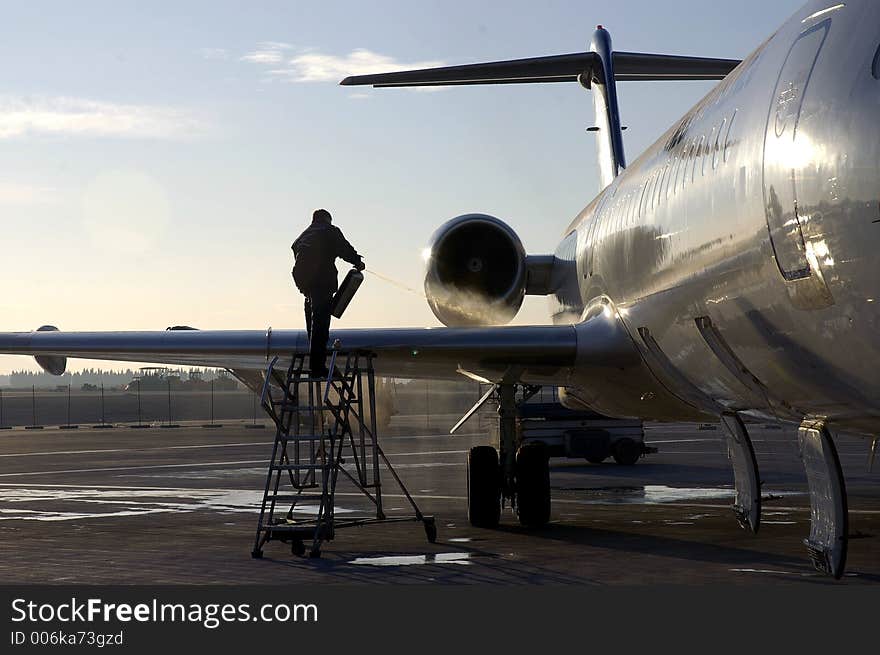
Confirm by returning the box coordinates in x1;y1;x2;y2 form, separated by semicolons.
1;0;878;579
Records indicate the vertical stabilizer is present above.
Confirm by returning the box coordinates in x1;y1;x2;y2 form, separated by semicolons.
588;26;626;189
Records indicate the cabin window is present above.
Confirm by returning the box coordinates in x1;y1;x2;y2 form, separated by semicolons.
663;160;673;200
638;180;647;218
703;127;715;176
713;118;726;170
670;153;680;198
650;171;660;211
659;162;671;207
724;110;737;162
692;135;704;183
873;44;880;79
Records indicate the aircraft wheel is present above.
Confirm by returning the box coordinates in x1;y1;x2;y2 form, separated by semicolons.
467;446;501;528
613;438;641;466
516;442;551;528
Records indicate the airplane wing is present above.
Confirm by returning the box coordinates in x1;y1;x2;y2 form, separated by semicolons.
339;51;740;87
0;324;582;389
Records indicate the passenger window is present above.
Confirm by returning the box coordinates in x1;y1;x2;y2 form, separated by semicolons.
703;127;715;176
638;180;647;218
685;140;696;188
669;154;680;198
659;162;671;206
873;44;880;80
650;171;660;211
692;136;704;182
713;118;726;170
724;110;737;162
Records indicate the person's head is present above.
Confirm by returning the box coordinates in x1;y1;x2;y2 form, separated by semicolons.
312;208;332;224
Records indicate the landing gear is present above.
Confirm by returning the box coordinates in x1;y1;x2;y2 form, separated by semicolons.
720;412;761;533
515;442;551;528
612;437;641;466
466;383;551;529
467;446;501;528
798;418;848;579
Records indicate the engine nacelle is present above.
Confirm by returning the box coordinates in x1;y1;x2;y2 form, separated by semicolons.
424;214;527;326
33;325;66;376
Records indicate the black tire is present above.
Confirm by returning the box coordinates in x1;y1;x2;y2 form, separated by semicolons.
516;442;551;528
585;454;606;464
613;438;641;466
467;446;501;528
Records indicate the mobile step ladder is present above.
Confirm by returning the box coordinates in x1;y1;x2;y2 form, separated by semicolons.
251;345;436;558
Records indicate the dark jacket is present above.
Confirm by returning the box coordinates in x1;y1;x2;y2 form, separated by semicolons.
291;222;361;294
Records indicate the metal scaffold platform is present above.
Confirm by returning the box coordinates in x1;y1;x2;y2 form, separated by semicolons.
251;345;436;559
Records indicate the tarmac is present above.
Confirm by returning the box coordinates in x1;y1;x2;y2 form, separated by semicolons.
0;415;877;585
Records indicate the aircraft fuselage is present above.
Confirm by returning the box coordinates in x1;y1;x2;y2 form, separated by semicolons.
553;0;880;435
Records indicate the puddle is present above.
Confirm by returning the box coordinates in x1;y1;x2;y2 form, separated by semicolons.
350;553;472;567
448;537;472;543
573;485;802;505
0;485;355;521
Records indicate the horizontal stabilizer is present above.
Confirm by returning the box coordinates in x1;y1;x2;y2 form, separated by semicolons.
340;51;740;87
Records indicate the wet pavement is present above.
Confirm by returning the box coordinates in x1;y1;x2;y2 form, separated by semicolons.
0;416;877;584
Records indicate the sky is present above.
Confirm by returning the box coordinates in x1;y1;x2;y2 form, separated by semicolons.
0;0;806;373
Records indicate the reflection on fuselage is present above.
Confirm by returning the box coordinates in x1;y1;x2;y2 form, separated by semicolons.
552;0;880;434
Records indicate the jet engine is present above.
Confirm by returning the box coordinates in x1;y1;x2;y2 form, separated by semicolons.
423;214;528;326
33;325;66;376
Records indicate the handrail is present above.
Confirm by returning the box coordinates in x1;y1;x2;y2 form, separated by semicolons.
260;355;279;409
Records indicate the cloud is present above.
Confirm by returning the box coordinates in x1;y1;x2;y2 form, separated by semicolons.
241;41;294;64
243;45;444;84
0;96;204;140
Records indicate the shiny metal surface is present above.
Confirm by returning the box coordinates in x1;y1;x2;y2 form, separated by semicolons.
423;213;527;326
550;0;880;435
0;325;576;387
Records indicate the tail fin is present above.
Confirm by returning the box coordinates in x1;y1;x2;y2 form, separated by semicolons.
341;28;739;189
589;26;625;187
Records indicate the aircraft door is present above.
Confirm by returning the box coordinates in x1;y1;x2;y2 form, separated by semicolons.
762;20;829;281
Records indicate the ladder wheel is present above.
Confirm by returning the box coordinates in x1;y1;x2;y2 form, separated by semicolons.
291;539;306;557
424;517;437;543
251;549;263;559
515;442;551;528
468;446;501;528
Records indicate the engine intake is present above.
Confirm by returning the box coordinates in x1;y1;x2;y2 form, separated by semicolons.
424;214;527;326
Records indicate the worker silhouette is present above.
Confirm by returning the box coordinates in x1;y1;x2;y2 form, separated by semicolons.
292;209;365;377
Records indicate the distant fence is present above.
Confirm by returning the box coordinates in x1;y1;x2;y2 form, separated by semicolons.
0;380;562;429
0;388;258;428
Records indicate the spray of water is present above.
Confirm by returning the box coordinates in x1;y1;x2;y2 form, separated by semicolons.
364;268;426;299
